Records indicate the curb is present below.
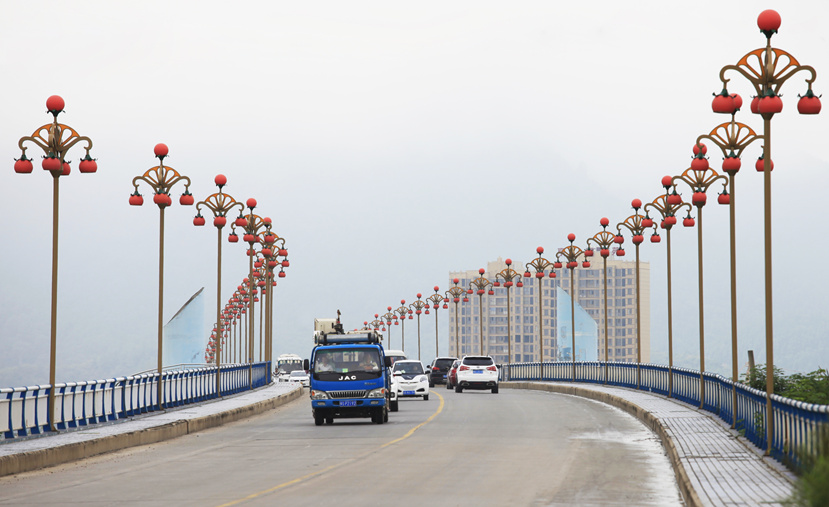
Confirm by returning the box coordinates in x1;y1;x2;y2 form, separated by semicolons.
502;382;703;507
0;387;303;478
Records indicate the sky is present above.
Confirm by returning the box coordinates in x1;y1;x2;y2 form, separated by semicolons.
1;1;828;388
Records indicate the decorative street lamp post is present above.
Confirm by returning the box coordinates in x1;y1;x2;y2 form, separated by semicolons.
130;143;193;409
239;280;250;362
694;114;761;420
556;234;585;382
382;307;395;347
14;95;97;430
370;316;384;337
259;223;287;366
193;174;244;396
426;287;445;358
524;248;557;380
468;269;493;356
410;294;428;360
445;279;465;357
673;153;728;407
615;199;656;389
716;9;820;453
394;300;409;352
644;180;693;398
253;265;265;360
494;259;523;368
586;218;617;385
230;202;271;388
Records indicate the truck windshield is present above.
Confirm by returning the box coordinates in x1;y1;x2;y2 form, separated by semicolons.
314;348;381;376
277;361;303;373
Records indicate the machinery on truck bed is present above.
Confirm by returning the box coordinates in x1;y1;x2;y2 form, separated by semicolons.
305;312;392;425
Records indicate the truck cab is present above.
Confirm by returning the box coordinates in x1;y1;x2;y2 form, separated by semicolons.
307;328;391;425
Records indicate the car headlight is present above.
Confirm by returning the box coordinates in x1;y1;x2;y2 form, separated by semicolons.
419;376;428;383
310;390;329;400
367;387;386;398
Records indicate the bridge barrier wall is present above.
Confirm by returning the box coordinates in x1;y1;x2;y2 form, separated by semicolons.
1;361;271;440
502;361;829;472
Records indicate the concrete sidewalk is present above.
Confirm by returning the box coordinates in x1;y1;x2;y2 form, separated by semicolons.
505;381;796;507
0;382;302;477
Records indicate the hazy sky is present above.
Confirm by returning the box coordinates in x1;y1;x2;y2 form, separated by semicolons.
2;1;828;387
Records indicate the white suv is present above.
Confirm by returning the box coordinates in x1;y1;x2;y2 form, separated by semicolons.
454;356;499;394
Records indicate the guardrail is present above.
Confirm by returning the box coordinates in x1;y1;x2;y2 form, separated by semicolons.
503;361;829;472
1;361;271;440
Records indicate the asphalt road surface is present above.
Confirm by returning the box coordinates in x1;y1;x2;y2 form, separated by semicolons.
0;387;682;506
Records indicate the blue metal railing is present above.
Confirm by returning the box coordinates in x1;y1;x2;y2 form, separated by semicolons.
503;361;829;471
1;361;271;440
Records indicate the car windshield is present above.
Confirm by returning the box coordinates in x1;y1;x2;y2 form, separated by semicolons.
463;356;494;366
433;359;455;369
314;348;381;374
393;362;424;374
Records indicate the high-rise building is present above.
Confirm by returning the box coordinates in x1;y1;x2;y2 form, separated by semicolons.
448;256;650;365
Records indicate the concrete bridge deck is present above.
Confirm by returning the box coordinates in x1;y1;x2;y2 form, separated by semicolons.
0;381;795;506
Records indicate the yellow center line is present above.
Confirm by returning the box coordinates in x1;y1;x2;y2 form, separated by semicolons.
381;390;444;448
215;391;445;507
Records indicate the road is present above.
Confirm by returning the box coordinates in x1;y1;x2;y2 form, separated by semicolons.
0;387;682;506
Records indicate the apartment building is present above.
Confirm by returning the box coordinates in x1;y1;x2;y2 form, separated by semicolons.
447;256;650;365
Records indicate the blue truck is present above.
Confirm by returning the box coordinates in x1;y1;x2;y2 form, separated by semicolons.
305;317;391;425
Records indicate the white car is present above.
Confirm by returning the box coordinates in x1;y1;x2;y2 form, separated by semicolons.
390;360;430;402
454;356;498;394
288;369;310;387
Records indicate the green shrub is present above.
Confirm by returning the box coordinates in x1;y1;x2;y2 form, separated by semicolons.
741;365;829;406
788;425;829;507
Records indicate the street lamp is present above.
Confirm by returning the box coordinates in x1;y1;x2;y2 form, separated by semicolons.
694;115;762;420
445;279;466;357
425;287;445;358
263;238;291;362
231;201;272;388
238;280;251;362
524;248;557;380
556;234;585;382
252;264;265;361
468;269;492;356
585;218;617;385
14;95;97;430
673;152;728;407
394;300;409;352
410;294;428;360
644;180;693;398
716;9;821;453
370;315;384;337
129;143;193;409
382;307;395;347
193;174;244;396
259;224;287;366
494;259;523;367
615;199;656;389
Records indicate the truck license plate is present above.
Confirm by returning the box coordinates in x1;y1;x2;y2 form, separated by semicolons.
340;400;357;407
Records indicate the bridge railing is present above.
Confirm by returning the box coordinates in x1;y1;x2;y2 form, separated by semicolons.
1;361;271;440
503;361;829;472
